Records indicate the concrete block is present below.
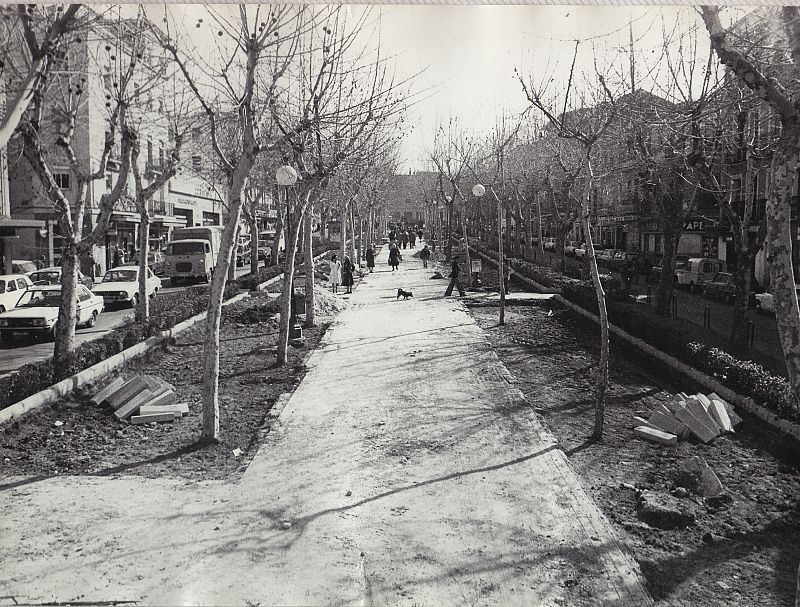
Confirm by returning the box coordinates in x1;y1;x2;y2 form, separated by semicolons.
106;376;150;410
678;456;725;497
139;403;188;417
709;400;735;433
648;411;689;438
686;399;721;435
131;412;176;424
143;389;176;409
678;392;689;401
674;407;717;443
695;393;712;408
634;426;678;446
91;377;125;405
114;389;154;420
656;403;673;416
664;399;684;414
634;416;659;430
709;394;742;426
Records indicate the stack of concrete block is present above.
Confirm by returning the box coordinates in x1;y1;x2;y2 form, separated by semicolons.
633;391;741;446
92;374;188;424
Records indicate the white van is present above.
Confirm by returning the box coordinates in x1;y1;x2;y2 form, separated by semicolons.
0;274;34;312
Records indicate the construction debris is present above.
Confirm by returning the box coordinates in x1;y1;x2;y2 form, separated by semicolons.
92;374;184;424
633;391;741;446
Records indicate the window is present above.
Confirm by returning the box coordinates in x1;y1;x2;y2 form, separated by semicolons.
192;155;202;172
54;173;70;190
16;279;27;289
147;140;153;164
7;280;16;292
106;173;113;191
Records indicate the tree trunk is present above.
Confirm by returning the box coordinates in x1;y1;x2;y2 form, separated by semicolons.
339;202;347;262
461;199;472;288
319;206;328;241
136;212;150;322
304;201;315;328
247;212;259;275
277;192;307;365
766;146;800;403
228;223;238;282
54;243;79;369
357;214;364;266
583;213;608;441
555;226;569;275
655;227;680;317
728;236;754;353
271;203;284;267
348;203;356;264
201;166;250;440
498;200;505;326
526;204;534;261
536;195;545;259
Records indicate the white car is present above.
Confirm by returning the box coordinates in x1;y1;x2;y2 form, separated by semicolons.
755;285;800;314
92;265;160;307
574;244;587;259
0;284;103;341
0;274;34;313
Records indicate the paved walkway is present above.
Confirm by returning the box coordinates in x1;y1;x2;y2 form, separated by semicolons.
0;243;651;606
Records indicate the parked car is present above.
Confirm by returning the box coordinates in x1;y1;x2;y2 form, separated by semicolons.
597;249;622;268
236;243;252;267
649;255;688;283
543;237;557;252
257;241;273;264
28;266;93;289
132;250;166;276
616;251;651;274
755;285;800;314
92;265;160;308
675;257;727;292
607;250;627;271
703;272;736;303
0;284;103;341
565;241;581;257
0;274;34;312
11;260;37;274
574;244;587;259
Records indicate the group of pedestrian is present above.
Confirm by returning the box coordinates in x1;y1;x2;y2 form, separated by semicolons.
328;254;355;294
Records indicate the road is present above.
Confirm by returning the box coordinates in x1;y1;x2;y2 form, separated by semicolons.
0;264;254;379
534;249;785;372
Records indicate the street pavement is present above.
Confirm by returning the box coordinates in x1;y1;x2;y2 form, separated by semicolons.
0;243;651;606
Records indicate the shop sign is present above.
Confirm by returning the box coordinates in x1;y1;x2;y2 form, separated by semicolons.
684;218;719;232
176;197;198;207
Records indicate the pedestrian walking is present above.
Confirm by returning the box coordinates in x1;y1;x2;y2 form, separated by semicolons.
329;254;342;294
401;231;409;249
409;232;416;247
388;246;400;271
420;244;431;269
445;255;465;296
389;230;396;242
342;256;355;294
112;246;122;268
503;256;514;293
365;246;375;273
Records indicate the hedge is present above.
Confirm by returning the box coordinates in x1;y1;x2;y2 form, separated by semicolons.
472;240;799;421
0;282;240;409
560;275;800;422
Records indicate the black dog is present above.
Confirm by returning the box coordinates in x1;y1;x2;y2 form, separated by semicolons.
397;288;413;300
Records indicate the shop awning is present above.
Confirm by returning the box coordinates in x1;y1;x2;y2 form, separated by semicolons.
152;214;187;227
0;217;46;237
110;211;140;224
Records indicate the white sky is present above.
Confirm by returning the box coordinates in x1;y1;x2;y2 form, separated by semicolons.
133;4;714;173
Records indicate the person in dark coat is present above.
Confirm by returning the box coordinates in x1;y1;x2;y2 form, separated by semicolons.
445;255;465;296
112;247;122;268
420;245;431;268
400;231;409;249
409;231;416;247
342;256;355;294
388;246;400;271
365;246;375;272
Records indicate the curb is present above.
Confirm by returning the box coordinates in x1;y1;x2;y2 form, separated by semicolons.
554;293;800;444
0;252;331;426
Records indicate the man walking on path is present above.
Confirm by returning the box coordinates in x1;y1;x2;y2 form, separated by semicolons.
445;255;465;296
420;244;431;268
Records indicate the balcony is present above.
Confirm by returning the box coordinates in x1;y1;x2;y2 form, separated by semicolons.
148;199;173;216
145;160;164;178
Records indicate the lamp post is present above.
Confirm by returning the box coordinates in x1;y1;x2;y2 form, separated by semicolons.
470;184;485;287
276;164;303;340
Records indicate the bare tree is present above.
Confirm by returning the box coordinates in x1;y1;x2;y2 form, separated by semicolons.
0;4;84;148
701;6;800;406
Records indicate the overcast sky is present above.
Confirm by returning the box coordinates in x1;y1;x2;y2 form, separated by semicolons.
138;4;714;174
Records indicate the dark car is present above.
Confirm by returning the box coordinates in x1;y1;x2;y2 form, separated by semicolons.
703;272;736;303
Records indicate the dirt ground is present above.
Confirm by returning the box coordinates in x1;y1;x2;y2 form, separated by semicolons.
0;281;348;483
467;300;800;607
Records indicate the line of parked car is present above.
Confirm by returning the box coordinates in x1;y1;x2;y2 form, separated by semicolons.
0;260;160;343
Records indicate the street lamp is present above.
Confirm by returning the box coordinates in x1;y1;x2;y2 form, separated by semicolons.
276;164;303;340
470;184;486;286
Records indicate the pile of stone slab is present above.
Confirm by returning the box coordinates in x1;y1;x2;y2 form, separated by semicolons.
633;391;742;446
91;374;188;424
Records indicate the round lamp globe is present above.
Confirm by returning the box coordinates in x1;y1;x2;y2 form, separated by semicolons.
472;184;486;197
276;165;299;186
